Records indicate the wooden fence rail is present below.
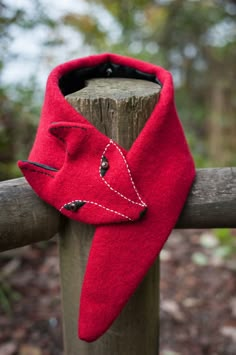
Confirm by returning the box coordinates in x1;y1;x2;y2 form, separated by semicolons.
0;168;235;252
0;78;235;355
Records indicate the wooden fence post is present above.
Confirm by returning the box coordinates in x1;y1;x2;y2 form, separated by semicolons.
59;78;161;355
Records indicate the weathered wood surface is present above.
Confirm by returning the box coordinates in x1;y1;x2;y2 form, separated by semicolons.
59;78;161;355
0;168;236;252
178;167;236;228
0;177;60;252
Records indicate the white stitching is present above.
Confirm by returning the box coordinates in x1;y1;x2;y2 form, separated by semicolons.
111;141;147;206
100;142;144;206
60;199;133;221
99;140;147;207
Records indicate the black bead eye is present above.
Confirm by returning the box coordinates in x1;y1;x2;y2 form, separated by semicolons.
101;160;109;169
64;201;85;212
70;202;78;212
101;156;109;177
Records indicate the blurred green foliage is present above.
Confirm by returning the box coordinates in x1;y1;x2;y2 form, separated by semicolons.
0;0;236;181
214;228;236;258
0;0;55;180
0;80;41;180
0;279;21;314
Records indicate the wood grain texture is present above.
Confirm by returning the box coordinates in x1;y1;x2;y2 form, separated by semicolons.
177;167;236;228
59;78;161;355
0;177;60;252
67;78;159;149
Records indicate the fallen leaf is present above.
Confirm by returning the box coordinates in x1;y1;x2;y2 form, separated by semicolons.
192;252;208;266
160;249;171;262
19;344;42;355
220;326;236;342
0;342;17;355
161;350;181;355
182;297;201;308
199;232;218;248
161;300;185;322
0;259;21;279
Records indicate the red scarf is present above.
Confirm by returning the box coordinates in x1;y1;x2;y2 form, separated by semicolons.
19;53;195;342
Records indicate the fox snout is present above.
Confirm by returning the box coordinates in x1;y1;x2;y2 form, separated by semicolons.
57;133;148;225
19;122;147;226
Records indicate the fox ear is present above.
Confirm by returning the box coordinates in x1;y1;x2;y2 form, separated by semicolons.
18;160;58;198
49;122;89;157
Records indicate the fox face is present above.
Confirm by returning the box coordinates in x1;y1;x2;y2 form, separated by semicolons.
18;121;147;225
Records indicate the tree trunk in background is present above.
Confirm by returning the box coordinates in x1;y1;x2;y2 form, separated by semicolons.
208;80;236;166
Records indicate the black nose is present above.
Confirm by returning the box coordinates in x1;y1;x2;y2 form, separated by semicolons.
139;207;147;220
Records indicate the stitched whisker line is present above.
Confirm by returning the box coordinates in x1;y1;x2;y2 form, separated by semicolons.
60;199;133;221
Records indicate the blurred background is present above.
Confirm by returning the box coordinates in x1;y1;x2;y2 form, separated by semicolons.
0;0;236;354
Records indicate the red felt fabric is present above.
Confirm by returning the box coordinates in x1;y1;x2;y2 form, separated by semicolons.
18;53;195;342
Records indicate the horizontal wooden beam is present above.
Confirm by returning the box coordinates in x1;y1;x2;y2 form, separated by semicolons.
0;167;235;251
177;167;236;228
0;177;60;252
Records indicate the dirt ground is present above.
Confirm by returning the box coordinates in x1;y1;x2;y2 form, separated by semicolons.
0;229;235;355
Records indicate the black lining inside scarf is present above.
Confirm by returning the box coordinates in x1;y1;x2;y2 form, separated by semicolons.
59;62;162;96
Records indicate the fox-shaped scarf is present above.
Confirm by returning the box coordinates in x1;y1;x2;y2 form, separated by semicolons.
18;53;195;342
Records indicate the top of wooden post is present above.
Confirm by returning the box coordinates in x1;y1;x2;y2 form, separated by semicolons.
66;78;161;149
67;78;161;100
